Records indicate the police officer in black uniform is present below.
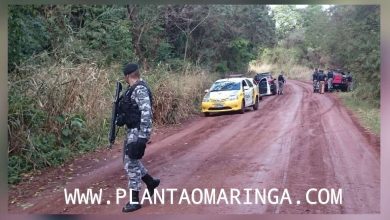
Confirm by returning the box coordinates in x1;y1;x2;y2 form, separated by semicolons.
118;63;160;212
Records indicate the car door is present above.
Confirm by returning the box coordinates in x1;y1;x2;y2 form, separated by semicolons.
242;80;251;106
245;79;255;105
259;78;268;95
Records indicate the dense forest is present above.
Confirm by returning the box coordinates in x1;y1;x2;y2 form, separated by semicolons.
260;5;380;103
8;5;380;184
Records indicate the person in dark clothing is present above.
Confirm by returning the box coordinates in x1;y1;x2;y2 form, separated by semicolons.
120;63;160;213
327;69;334;92
277;72;286;95
312;68;319;92
317;70;326;94
347;71;353;91
312;68;319;81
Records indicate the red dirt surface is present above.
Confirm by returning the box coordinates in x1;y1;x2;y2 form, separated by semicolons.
8;80;380;214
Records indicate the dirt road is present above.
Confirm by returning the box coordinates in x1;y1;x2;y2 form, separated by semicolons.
8;80;380;214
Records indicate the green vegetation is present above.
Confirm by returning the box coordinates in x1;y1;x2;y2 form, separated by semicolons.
8;5;275;184
258;5;380;106
339;92;380;135
7;5;380;184
255;5;380;133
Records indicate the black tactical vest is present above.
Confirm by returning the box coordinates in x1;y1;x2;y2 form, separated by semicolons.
318;73;325;81
120;80;153;129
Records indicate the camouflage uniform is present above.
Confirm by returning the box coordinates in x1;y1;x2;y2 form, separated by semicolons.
327;71;334;91
123;80;153;191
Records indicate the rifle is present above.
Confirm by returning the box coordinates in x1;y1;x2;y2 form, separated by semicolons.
108;81;123;149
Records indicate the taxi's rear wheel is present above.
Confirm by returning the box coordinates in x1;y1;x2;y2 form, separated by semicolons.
239;100;245;114
204;112;210;117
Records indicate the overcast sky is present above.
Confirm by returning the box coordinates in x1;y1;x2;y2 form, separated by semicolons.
268;5;333;10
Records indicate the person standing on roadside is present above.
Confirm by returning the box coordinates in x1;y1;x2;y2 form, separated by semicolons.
327;68;334;92
312;68;319;92
278;71;286;95
347;71;353;91
118;63;160;213
317;70;326;94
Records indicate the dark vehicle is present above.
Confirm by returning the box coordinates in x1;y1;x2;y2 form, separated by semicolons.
325;69;348;92
253;72;277;96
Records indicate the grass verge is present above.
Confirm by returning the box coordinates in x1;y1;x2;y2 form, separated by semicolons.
338;91;380;136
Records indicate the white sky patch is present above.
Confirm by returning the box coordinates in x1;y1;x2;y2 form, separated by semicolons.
296;5;308;9
268;5;333;11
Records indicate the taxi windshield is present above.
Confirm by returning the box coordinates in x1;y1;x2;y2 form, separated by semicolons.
210;81;241;92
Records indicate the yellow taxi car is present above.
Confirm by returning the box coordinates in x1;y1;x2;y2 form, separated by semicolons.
201;77;259;116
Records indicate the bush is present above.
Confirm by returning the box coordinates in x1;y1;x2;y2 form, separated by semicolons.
226;38;255;71
8;63;113;184
215;61;229;73
8;6;51;71
144;64;217;125
8;61;217;184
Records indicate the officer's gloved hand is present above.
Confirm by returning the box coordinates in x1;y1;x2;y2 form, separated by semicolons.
136;138;148;158
127;138;148;160
137;138;148;148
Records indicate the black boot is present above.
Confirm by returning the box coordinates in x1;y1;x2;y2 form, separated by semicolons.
122;190;141;212
142;173;160;197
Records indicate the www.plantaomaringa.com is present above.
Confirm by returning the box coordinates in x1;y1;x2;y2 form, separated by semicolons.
63;187;342;206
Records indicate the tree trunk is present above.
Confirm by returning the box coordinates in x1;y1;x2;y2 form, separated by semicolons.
126;5;147;68
184;35;189;62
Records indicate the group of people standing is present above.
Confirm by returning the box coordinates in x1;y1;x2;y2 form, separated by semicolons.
312;68;330;94
312;68;353;94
